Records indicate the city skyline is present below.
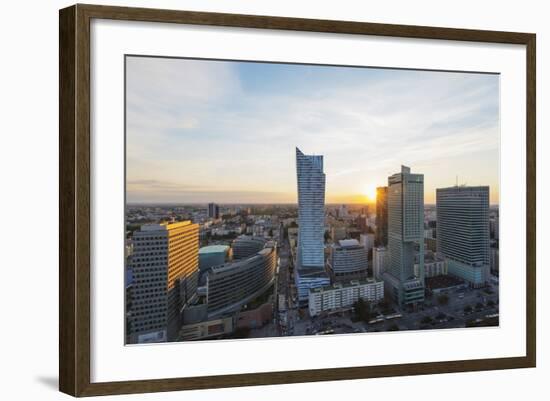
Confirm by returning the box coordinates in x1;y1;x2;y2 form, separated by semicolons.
127;56;500;205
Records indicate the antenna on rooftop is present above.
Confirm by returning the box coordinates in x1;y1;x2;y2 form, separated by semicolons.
455;175;458;187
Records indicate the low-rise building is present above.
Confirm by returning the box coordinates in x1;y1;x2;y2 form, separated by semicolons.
206;244;277;317
179;316;234;341
308;279;384;317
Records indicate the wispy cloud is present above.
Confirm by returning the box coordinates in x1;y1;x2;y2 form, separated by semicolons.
126;57;499;204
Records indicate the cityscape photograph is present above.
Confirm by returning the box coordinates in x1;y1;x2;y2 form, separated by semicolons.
125;56;500;344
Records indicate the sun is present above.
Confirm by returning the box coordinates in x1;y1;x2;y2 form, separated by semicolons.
363;185;377;202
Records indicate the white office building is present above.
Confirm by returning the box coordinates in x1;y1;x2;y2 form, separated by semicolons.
436;186;490;287
308;279;384;317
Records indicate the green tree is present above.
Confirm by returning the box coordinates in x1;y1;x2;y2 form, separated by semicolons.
421;316;433;325
437;294;449;305
388;324;399;331
353;298;371;323
233;327;251;339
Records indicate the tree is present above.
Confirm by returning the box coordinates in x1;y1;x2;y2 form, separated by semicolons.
464;305;473;313
475;302;484;310
233;327;251;339
421;316;433;325
388;324;399;331
353;298;371;323
487;300;495;307
435;312;446;320
437;294;449;305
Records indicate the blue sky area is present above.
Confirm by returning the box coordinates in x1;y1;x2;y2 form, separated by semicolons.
126;56;500;204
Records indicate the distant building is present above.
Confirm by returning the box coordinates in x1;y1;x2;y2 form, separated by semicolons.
331;225;347;242
436;186;490;288
338;204;348;218
308;279;384;317
295;147;329;303
130;221;199;343
328;239;369;282
232;236;267;260
372;247;388;281
425;237;437;252
207;202;220;220
383;166;425;308
359;233;375;253
375;186;388;246
206;244;277;317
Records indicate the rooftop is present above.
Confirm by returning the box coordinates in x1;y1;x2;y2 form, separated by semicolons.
140;220;194;232
199;245;230;254
338;239;360;248
310;278;380;293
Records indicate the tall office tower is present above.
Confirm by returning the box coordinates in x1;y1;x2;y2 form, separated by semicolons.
436;186;490;288
372;246;388;281
130;221;199;343
375;186;388;246
207;202;220;219
383;166;425;308
295;147;329;303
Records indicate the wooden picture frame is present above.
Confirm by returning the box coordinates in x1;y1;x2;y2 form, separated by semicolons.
59;3;536;397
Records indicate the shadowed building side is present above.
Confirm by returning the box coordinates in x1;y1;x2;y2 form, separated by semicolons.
383;166;425;308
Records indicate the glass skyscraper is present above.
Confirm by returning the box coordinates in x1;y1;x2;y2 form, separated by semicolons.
436;186;490;287
295;147;329;303
384;166;425;307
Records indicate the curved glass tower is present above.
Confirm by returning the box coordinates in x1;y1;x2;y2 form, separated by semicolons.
295;147;329;303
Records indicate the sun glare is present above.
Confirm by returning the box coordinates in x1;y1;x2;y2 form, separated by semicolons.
364;185;377;202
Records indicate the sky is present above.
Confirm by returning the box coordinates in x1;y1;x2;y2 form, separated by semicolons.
126;56;500;205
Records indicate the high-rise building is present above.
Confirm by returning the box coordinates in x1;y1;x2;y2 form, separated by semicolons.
383;166;425;308
129;221;199;343
436;186;490;287
375;186;388;246
372;246;388;281
207;202;220;219
295;147;329;303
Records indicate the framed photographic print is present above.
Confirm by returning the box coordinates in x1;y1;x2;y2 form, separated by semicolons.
59;4;536;397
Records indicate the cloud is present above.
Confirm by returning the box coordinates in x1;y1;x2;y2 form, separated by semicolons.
126;58;500;203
